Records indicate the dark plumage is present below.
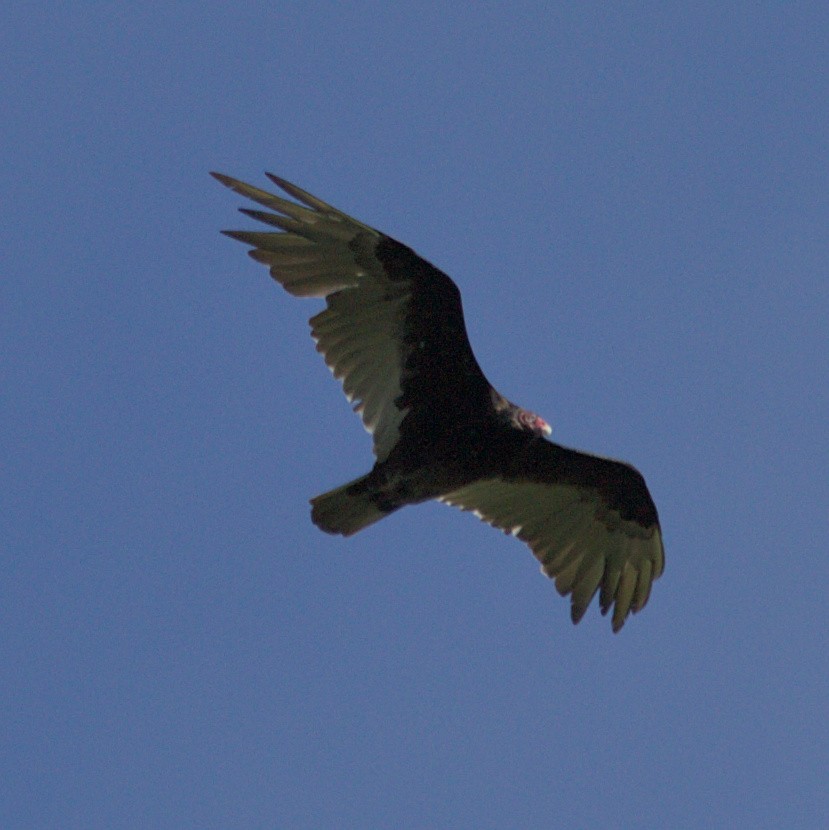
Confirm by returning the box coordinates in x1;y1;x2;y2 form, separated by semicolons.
212;172;665;631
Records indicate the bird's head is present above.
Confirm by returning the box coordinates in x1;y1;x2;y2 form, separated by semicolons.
516;408;552;437
491;389;552;437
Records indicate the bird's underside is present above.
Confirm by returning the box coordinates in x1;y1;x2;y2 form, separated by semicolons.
213;171;665;632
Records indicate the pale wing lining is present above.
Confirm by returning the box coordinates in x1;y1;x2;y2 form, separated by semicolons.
215;173;413;461
440;478;664;631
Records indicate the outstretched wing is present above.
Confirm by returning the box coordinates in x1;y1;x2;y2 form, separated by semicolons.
212;173;493;462
439;440;664;632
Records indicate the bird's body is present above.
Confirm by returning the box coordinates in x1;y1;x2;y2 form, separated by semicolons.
213;172;664;631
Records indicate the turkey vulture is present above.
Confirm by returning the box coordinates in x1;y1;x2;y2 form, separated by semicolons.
212;172;664;632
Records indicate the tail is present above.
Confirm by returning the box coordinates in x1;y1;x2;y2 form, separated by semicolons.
310;474;393;536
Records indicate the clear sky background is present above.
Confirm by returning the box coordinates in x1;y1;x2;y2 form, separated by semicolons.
3;4;827;828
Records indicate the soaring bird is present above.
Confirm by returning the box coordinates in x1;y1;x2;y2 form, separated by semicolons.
212;172;664;631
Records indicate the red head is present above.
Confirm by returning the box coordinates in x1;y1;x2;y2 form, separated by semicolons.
514;408;552;437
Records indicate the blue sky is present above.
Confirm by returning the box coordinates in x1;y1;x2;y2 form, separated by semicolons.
3;3;827;828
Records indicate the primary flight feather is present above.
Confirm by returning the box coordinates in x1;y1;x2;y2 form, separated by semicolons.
212;172;664;631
